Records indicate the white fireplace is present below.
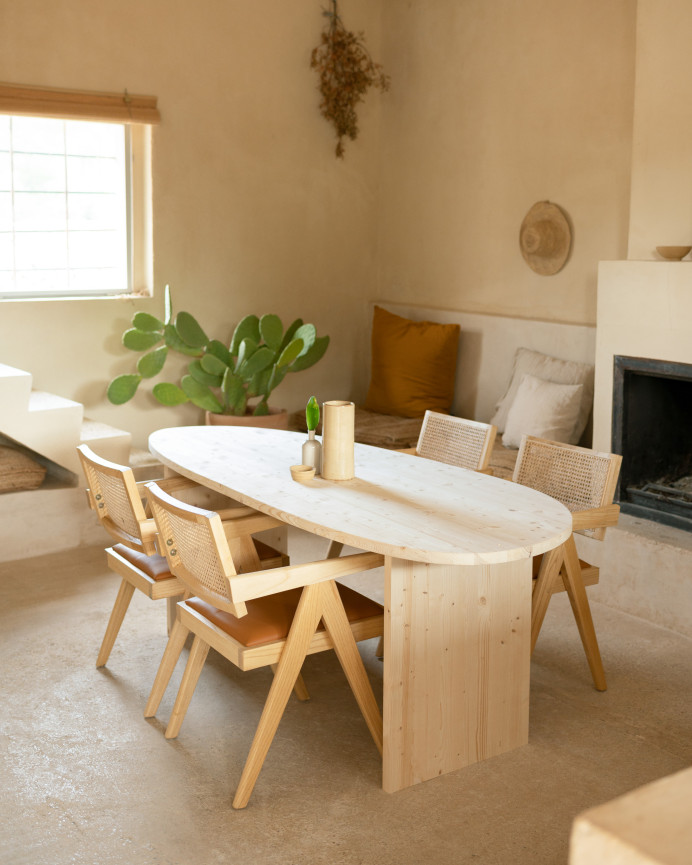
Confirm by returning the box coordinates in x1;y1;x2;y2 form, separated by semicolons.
582;260;692;638
611;354;692;530
593;260;692;451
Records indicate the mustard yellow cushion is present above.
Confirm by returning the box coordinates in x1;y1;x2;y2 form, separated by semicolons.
363;306;460;418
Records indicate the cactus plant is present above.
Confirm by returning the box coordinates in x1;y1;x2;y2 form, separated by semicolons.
107;286;330;416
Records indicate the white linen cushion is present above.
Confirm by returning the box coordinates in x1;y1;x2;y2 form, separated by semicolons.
502;374;584;449
490;347;594;443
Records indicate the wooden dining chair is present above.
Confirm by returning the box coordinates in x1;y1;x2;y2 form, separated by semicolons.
512;435;622;691
400;410;497;473
144;481;385;809
77;444;287;668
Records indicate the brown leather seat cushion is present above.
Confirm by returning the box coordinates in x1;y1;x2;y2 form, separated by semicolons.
112;538;284;582
253;538;288;565
112;544;174;581
187;583;383;648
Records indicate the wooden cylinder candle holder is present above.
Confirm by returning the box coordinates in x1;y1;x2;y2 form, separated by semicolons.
321;400;355;480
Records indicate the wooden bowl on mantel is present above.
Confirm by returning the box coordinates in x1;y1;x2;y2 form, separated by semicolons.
655;245;692;261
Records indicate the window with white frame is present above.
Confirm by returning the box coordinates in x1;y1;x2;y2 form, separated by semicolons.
0;83;158;300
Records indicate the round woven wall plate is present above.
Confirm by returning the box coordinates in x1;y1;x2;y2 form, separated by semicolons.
519;201;571;275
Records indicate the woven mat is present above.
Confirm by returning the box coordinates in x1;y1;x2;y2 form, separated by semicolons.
0;446;47;493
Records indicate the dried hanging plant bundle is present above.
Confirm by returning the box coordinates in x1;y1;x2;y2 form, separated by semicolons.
311;0;390;158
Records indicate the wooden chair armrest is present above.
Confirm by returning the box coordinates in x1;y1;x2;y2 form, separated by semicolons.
229;551;385;603
138;476;200;514
218;505;259;521
138;517;159;555
222;512;286;539
145;476;199;494
147;478;260;518
571;504;620;531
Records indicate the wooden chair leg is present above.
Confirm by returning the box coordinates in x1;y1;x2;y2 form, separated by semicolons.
145;616;189;718
96;579;136;667
233;582;324;809
165;635;211;739
325;538;385;669
320;580;383;755
271;664;310;701
166;596;178;634
530;545;564;653
561;535;607;691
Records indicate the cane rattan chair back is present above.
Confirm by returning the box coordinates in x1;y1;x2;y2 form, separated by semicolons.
513;436;621;540
144;481;385;809
415;411;497;472
78;443;157;554
77;444;185;667
513;436;622;691
146;481;245;615
77;445;286;669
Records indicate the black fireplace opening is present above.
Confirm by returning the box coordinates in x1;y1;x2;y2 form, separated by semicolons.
612;355;692;531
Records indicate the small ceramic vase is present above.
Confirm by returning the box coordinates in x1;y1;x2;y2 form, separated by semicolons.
302;429;322;474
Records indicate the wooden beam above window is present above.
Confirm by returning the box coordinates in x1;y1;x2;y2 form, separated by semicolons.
0;82;160;124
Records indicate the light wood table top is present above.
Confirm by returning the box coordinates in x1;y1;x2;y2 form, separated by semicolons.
148;426;572;565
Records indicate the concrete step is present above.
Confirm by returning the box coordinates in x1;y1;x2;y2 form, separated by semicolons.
578;513;692;640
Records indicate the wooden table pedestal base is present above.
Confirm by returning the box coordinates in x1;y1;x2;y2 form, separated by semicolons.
383;557;532;792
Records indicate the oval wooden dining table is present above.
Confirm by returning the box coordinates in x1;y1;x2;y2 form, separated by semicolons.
149;425;572;793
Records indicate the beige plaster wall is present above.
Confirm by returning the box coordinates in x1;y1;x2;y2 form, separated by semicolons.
377;0;637;326
628;0;692;259
594;0;692;450
0;0;384;448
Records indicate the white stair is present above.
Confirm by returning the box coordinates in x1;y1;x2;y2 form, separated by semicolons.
79;418;132;467
0;363;168;562
0;362;132;474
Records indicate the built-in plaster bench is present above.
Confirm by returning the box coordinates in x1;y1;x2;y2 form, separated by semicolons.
293;302;597;481
290;406;423;448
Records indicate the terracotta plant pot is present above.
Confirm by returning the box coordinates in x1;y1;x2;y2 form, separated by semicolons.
204;408;289;429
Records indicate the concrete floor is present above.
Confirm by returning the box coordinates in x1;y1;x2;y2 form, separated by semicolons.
1;537;690;865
